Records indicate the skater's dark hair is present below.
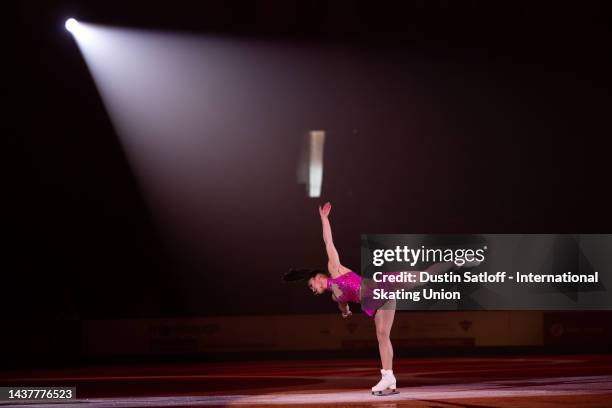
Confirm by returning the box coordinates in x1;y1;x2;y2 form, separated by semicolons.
283;268;328;282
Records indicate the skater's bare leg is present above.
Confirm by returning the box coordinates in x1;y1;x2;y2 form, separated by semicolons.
393;262;457;290
424;261;456;275
374;300;396;370
372;302;398;395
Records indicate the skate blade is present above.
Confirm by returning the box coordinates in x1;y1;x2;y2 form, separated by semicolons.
372;389;399;396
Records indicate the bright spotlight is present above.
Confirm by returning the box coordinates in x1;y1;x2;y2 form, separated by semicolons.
65;18;79;33
308;130;325;197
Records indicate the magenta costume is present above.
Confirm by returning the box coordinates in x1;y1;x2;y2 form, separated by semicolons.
327;271;396;317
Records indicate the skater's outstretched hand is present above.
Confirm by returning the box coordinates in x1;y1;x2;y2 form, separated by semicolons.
338;301;351;318
319;202;332;218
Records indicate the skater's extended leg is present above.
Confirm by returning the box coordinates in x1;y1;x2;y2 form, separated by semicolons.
424;261;456;275
392;262;457;291
396;261;478;290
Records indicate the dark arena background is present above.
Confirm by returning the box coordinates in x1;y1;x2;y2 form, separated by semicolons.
6;1;612;407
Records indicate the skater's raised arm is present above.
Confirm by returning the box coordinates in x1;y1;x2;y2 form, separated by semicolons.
319;202;342;277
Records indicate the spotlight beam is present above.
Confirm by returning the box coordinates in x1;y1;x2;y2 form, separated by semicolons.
65;18;79;33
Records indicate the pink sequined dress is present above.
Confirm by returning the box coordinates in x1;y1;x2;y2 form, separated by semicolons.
326;271;394;317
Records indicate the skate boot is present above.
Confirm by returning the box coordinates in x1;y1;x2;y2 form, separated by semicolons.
371;369;398;396
453;259;482;272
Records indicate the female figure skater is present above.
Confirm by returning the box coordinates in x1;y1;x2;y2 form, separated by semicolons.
284;202;468;396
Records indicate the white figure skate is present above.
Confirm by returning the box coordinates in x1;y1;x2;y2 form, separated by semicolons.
453;259;482;272
462;259;482;269
371;369;398;396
